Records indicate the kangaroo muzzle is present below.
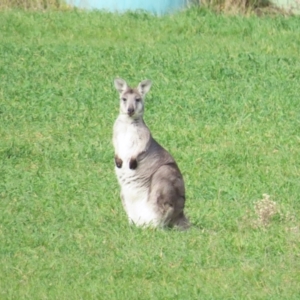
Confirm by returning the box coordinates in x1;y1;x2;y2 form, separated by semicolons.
127;107;134;116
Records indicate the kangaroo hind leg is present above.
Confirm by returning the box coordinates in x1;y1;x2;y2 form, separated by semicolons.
148;164;188;229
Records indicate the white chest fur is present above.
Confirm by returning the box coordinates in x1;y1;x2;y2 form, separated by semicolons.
113;118;160;226
115;125;140;163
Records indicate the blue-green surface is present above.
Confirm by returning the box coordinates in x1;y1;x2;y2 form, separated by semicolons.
66;0;187;14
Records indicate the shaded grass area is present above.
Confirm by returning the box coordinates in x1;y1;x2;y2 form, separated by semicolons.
0;0;64;10
0;9;300;299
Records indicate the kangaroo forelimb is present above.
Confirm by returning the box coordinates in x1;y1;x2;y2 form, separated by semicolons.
129;158;138;170
115;155;123;168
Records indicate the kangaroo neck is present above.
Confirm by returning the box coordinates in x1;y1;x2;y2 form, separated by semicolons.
118;114;145;126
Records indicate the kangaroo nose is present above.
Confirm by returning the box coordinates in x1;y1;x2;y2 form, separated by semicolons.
127;108;134;115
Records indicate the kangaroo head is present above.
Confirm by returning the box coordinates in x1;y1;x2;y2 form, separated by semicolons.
114;78;152;119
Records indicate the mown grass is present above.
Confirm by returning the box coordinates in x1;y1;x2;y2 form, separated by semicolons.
0;8;300;299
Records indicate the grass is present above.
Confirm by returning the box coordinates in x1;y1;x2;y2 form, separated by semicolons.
0;0;65;10
191;0;274;15
0;7;300;299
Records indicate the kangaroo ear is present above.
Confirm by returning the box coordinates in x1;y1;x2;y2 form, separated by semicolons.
114;78;128;94
138;80;152;96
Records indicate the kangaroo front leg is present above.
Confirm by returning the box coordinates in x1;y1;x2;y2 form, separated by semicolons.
115;155;123;168
129;157;137;170
129;151;146;170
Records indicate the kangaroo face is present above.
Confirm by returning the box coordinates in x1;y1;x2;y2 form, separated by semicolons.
114;78;152;119
120;89;144;118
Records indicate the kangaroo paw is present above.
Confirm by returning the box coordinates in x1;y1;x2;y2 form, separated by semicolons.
129;158;138;170
115;155;123;168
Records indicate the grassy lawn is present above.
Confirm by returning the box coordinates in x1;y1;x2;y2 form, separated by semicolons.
0;8;300;299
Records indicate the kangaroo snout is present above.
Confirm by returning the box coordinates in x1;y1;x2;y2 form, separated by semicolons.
127;107;135;116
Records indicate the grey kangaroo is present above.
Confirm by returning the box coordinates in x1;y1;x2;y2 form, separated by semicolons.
113;78;189;229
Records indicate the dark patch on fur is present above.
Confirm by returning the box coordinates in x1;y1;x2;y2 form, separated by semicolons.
129;158;138;170
124;87;140;96
127;88;134;93
115;155;123;168
164;162;180;171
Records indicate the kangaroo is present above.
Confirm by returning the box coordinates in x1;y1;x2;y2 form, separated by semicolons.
113;78;189;229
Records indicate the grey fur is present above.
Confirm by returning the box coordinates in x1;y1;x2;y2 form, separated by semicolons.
113;78;189;229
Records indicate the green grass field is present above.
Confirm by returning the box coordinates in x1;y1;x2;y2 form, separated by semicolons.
0;8;300;299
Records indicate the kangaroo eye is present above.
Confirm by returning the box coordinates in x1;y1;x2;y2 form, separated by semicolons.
136;98;141;102
122;98;127;102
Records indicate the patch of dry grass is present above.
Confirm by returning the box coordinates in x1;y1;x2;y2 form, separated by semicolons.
0;0;66;10
241;194;299;233
253;194;280;228
191;0;283;15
